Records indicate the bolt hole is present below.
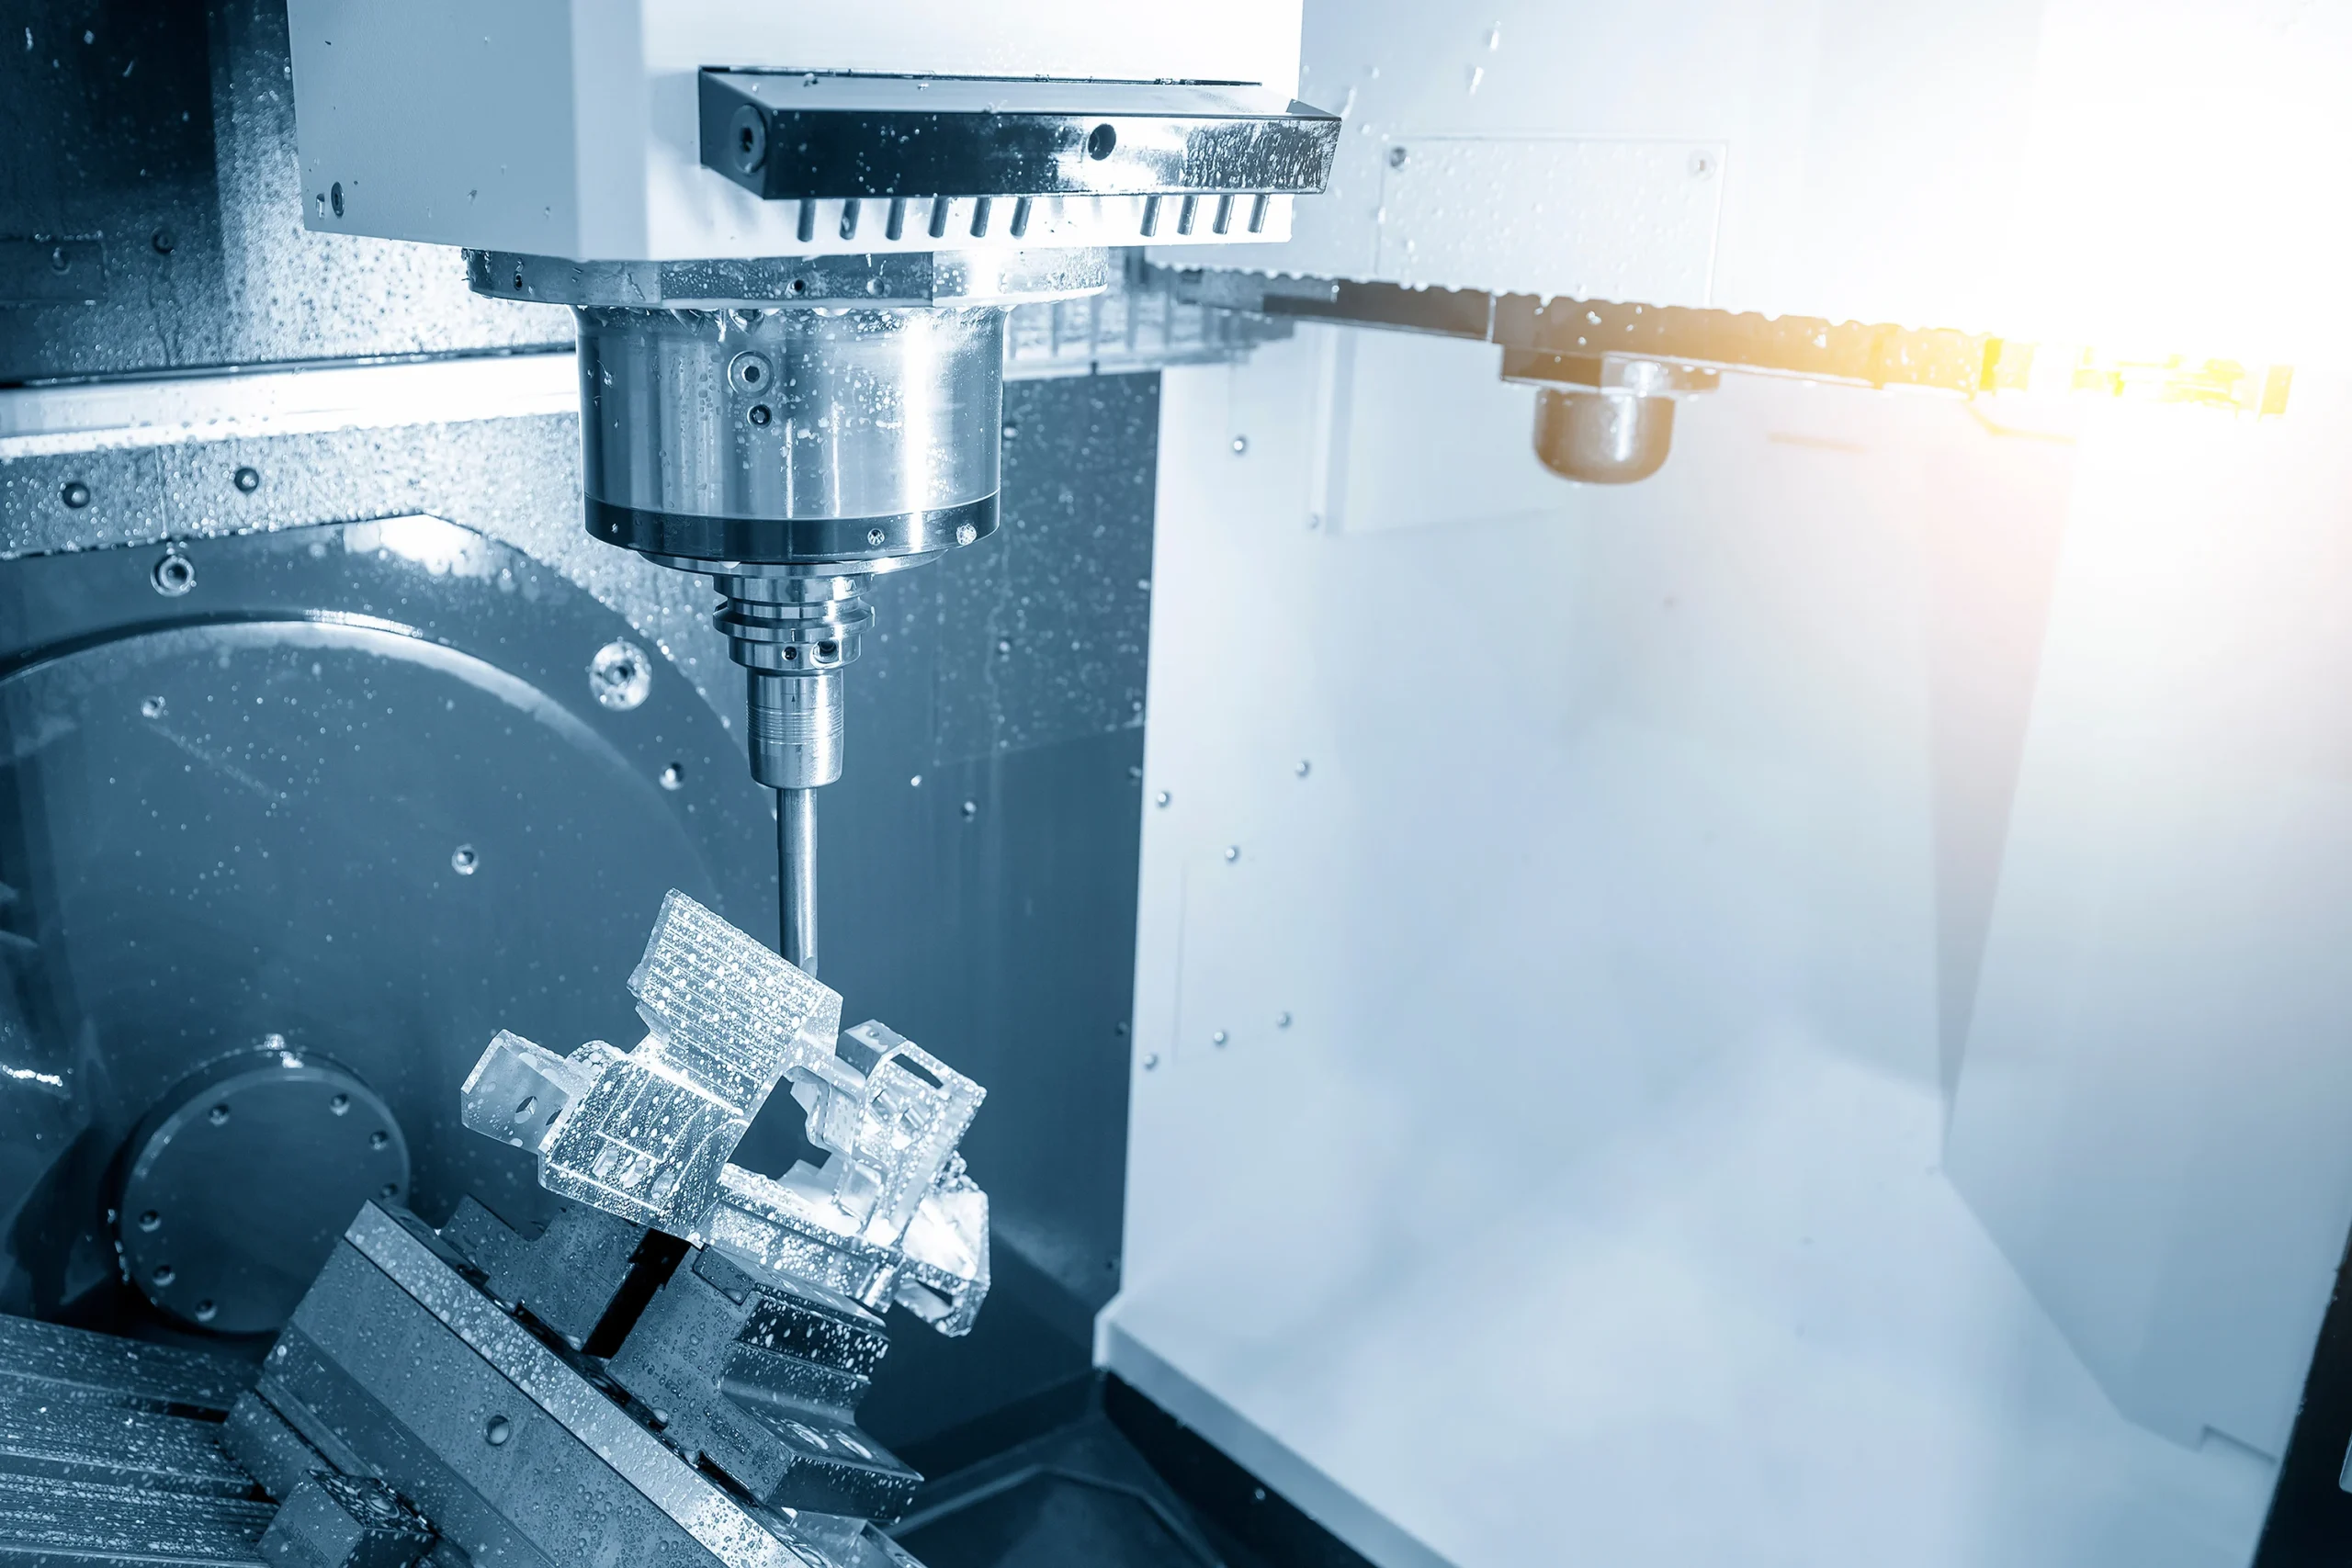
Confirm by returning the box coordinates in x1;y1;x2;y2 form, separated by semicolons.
233;466;260;493
817;640;837;659
329;1092;350;1114
330;181;344;218
194;1300;218;1323
484;1416;512;1447
1087;122;1117;160
153;1264;175;1286
513;1095;537;1122
789;278;807;295
379;1182;398;1198
659;762;685;791
748;404;772;426
368;1130;390;1149
207;1103;230;1125
151;552;196;596
137;1210;161;1233
61;480;91;509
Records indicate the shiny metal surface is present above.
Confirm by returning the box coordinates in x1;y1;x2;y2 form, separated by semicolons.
471;249;1113;310
751;672;848;791
580;305;1004;560
1530;386;1677;485
781;787;821;974
458;892;989;1329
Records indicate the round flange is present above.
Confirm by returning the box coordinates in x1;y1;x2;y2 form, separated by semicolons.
116;1052;411;1336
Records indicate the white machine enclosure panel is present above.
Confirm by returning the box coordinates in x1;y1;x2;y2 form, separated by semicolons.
1105;327;2352;1567
1374;137;1726;306
286;0;1308;260
1238;0;2352;357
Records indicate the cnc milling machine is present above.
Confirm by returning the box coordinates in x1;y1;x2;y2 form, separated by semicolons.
6;2;2352;1566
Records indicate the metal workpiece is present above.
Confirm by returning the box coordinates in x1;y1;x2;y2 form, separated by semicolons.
461;890;849;1239
459;891;989;1332
699;73;1341;204
219;891;991;1568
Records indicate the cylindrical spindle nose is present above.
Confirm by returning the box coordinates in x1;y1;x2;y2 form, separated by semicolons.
747;669;844;790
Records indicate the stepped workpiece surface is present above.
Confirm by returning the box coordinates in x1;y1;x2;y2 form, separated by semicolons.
220;892;990;1568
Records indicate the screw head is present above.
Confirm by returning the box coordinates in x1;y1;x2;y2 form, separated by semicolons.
866;526;886;547
151;551;196;596
588;639;651;711
748;403;772;426
955;522;978;546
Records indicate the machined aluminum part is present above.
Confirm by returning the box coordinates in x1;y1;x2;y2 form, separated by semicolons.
461;891;990;1334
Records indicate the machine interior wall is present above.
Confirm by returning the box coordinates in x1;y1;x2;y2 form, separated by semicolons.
1106;326;2352;1568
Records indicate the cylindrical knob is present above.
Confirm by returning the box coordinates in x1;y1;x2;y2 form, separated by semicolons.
1532;388;1676;485
747;670;844;789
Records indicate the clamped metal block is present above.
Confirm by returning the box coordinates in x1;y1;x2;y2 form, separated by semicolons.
229;892;989;1568
257;1473;435;1568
